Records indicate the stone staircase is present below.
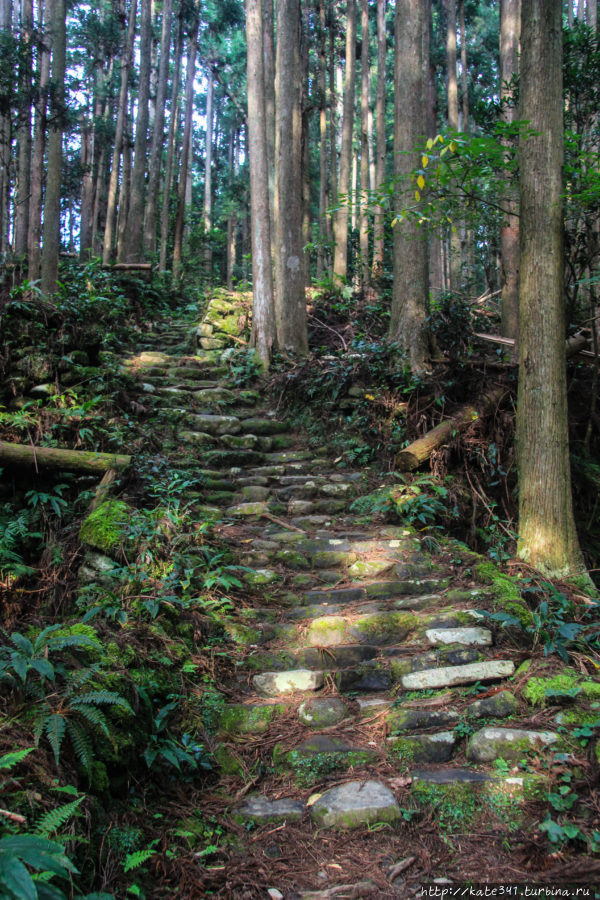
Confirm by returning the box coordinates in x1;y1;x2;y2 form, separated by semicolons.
114;310;587;895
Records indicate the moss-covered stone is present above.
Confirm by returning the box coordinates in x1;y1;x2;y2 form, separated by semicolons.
306;616;347;646
523;670;582;707
218;703;284;734
79;500;137;558
475;560;534;628
275;549;310;569
349;611;418;645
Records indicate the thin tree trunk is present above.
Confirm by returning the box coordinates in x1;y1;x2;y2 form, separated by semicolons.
159;11;183;273
143;0;172;255
172;7;199;287
372;0;386;277
79;123;94;260
588;0;597;27
226;128;238;290
445;0;461;290
389;0;430;372
246;0;275;365
459;0;469;130
516;0;587;580
333;0;356;282
317;0;328;277
203;67;214;281
499;0;520;342
28;0;50;280
40;0;66;294
125;0;152;261
359;0;370;286
328;1;338;264
103;0;137;265
14;0;33;258
263;0;276;224
274;0;307;353
0;0;12;255
116;129;132;263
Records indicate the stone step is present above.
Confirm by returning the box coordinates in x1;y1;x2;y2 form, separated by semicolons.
400;659;516;691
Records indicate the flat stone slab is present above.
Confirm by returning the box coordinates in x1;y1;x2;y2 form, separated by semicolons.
298;697;349;728
191;414;241;434
426;627;492;647
226;501;270;517
253;669;325;697
386;706;459;733
235;796;305;823
465;691;518;719
467;727;559;763
309;780;401;829
401;660;515;691
357;697;392;716
412;768;492;785
387;731;456;764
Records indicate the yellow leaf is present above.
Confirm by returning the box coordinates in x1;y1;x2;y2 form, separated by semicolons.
426;138;433;150
421;155;429;168
450;141;457;152
439;134;444;142
417;174;425;190
365;394;375;401
440;146;448;157
415;190;420;202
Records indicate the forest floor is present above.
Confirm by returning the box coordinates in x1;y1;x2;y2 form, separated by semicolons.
1;289;600;899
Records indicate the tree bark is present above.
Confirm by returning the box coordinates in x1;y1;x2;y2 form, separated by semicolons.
389;0;430;372
359;0;370;286
103;0;137;265
143;0;172;255
372;0;386;277
516;0;588;579
246;0;276;365
317;0;328;277
28;0;50;281
459;0;468;131
333;0;356;282
79;122;94;261
203;67;214;281
328;2;338;260
445;0;461;290
125;0;152;262
0;442;130;473
172;7;200;287
499;0;520;343
159;10;183;273
40;0;66;295
274;0;308;353
0;0;12;255
116;127;132;263
263;0;276;225
14;0;33;258
226;128;238;290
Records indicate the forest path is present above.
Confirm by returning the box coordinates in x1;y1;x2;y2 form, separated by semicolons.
112;301;582;897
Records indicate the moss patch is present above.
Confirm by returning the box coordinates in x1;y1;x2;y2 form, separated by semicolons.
475;560;534;628
523;670;582;707
218;703;283;735
79;500;137;558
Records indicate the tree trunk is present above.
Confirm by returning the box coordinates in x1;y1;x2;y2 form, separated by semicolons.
14;0;33;258
328;2;338;265
274;0;307;353
172;8;199;287
0;0;11;255
588;0;597;28
125;0;152;262
143;0;172;256
0;441;130;474
79;123;94;260
246;0;276;365
445;0;461;291
389;0;430;372
372;0;386;278
28;0;50;281
499;0;520;342
203;67;214;281
40;0;66;294
459;0;468;131
359;0;370;287
333;0;356;282
103;0;137;265
159;11;183;273
516;0;587;580
226;129;238;290
317;0;328;277
116;129;132;263
263;0;276;225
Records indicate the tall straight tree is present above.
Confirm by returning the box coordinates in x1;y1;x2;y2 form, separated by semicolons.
28;0;51;280
246;0;275;366
14;0;33;257
274;0;307;353
159;10;183;273
103;0;137;264
358;0;370;286
143;0;172;255
445;0;461;289
332;0;356;282
516;0;588;579
0;0;11;253
40;0;66;294
372;0;386;277
317;0;329;277
499;0;520;341
203;68;214;280
172;3;199;286
124;0;152;261
389;0;430;372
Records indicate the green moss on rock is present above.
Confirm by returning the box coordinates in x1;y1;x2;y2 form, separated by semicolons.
79;500;137;558
475;560;533;628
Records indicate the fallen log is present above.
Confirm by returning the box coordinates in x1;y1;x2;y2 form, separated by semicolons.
0;442;131;474
395;387;508;472
473;331;588;358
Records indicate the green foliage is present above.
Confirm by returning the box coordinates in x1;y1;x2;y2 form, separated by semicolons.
0;625;101;686
143;701;212;774
0;834;76;900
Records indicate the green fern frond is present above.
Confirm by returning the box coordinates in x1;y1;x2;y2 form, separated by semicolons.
65;720;94;773
0;747;34;770
74;691;133;712
44;714;66;766
123;843;158;873
35;796;84;837
70;704;109;736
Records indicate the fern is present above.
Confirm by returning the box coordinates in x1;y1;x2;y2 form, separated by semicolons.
35;797;84;837
44;714;67;766
65;721;94;773
0;748;34;770
122;842;158;873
